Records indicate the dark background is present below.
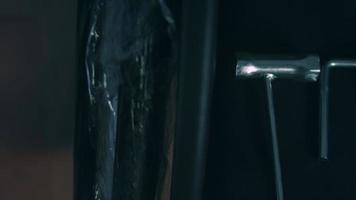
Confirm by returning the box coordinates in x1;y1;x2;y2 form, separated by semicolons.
0;0;76;199
2;0;356;199
204;0;356;200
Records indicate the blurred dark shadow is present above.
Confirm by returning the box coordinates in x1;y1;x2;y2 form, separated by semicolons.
0;0;76;199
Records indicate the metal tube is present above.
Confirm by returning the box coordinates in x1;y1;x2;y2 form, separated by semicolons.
265;74;284;200
320;60;356;160
236;55;320;81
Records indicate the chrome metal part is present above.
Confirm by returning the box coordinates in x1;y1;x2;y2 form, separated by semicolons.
235;55;320;200
236;55;320;82
320;60;356;160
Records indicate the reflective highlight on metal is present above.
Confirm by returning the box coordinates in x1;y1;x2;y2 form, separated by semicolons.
235;55;320;200
236;55;320;82
320;60;356;160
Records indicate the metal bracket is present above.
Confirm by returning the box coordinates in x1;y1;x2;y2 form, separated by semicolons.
236;55;320;200
320;60;356;160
